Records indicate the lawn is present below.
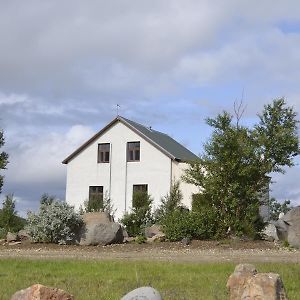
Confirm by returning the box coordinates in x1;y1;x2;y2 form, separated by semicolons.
0;259;299;300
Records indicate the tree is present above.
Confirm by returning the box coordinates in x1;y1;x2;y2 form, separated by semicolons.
268;197;292;221
184;99;299;237
0;195;25;234
0;129;9;194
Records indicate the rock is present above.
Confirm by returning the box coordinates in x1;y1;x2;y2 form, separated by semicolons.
6;232;18;243
82;212;113;224
243;273;288;300
79;212;123;246
181;237;191;245
121;287;162;300
262;223;279;242
8;241;21;246
18;230;31;241
80;223;123;246
144;224;163;238
11;283;74;300
227;264;288;300
281;207;300;248
147;233;165;243
275;206;300;248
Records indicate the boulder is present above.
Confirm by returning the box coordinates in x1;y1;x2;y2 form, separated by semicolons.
275;207;300;248
79;212;123;246
6;232;18;243
227;264;288;300
262;223;279;242
18;230;31;241
11;284;74;300
82;212;113;224
281;207;300;248
121;287;162;300
181;237;191;245
144;225;163;238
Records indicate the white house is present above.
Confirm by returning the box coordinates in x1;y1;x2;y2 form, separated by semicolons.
62;116;199;220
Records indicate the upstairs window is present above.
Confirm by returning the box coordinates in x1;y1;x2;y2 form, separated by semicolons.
98;143;110;163
127;142;140;162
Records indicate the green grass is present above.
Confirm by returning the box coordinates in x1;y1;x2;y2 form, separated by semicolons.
0;259;299;299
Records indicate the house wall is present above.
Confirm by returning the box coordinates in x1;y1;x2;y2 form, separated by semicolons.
66;121;175;220
171;161;199;208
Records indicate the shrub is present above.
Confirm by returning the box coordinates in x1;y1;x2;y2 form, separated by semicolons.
26;197;82;244
154;180;183;223
121;192;153;237
162;208;218;241
0;194;26;235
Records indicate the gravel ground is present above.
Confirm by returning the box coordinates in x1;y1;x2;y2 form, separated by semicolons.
0;240;299;263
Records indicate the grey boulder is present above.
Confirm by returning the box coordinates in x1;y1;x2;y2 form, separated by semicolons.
79;212;123;246
6;232;18;243
121;287;162;300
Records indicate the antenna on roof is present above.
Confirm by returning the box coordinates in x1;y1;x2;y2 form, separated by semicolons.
116;104;120;116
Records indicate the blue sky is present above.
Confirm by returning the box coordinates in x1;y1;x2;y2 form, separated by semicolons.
0;1;300;216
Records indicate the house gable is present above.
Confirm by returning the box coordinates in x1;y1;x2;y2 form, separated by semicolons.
62;116;198;164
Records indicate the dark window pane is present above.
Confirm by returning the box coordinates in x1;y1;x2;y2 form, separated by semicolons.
98;143;110;163
135;150;140;161
105;152;109;162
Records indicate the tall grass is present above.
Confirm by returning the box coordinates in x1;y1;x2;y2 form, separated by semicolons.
0;259;299;299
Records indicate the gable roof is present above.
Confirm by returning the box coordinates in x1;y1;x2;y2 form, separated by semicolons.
62;116;198;164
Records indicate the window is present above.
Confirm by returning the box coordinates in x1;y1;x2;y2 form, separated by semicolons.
133;184;148;193
127;142;140;162
88;186;103;211
98;143;110;163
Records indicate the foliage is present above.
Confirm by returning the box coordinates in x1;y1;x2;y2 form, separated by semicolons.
120;192;153;236
82;191;116;219
40;193;55;205
0;129;9;194
154;180;183;223
268;197;292;221
26;196;82;244
162;208;218;241
184;99;299;237
135;235;147;244
0;194;25;234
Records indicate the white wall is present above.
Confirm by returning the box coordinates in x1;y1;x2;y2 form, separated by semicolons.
65;121;172;220
171;161;199;208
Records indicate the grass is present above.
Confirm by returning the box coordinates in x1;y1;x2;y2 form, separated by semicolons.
0;259;299;299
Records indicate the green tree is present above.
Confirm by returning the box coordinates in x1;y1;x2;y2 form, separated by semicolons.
0;195;25;234
268;197;292;221
0;129;9;194
184;99;299;237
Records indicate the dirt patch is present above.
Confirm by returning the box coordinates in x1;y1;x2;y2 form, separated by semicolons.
0;240;299;264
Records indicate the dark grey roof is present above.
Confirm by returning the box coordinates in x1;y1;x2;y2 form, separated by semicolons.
120;116;198;161
62;116;198;164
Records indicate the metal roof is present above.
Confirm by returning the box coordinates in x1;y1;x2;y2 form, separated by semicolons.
62;116;198;164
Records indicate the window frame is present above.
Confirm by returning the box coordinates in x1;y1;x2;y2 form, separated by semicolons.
133;184;148;194
88;186;104;208
98;143;110;163
127;141;140;162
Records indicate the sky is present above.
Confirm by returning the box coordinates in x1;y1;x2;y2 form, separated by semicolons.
0;1;300;216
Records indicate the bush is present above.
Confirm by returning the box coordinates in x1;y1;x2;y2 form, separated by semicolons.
26;197;83;244
0;195;26;235
154;180;183;223
162;209;218;241
120;192;153;237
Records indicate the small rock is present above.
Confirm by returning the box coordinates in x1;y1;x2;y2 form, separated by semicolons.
147;233;165;243
11;283;74;300
6;232;18;243
144;224;163;238
181;237;191;245
8;241;21;246
121;287;162;300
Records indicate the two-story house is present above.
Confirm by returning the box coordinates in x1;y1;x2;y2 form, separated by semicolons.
62;116;199;220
